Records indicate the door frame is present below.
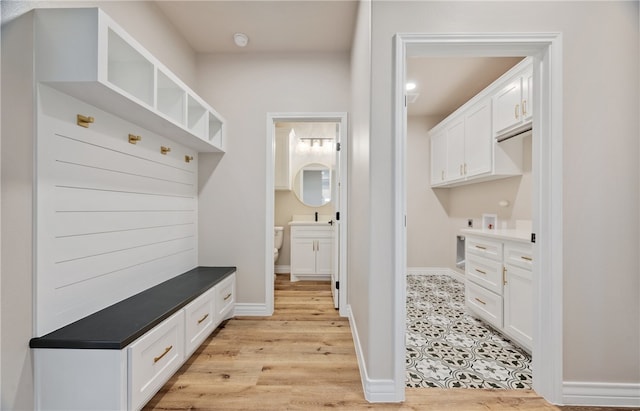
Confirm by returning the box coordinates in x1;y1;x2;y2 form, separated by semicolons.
392;33;563;402
266;112;349;317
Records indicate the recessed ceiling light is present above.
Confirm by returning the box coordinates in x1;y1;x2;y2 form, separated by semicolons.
406;82;417;91
233;32;249;48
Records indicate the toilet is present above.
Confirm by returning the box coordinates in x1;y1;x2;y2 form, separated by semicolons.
274;226;284;263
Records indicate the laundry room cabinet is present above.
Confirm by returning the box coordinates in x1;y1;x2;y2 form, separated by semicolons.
463;230;533;351
290;225;333;282
493;65;533;140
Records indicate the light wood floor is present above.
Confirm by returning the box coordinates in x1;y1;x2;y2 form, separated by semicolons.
144;275;616;410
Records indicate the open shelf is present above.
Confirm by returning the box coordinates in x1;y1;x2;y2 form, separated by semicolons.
208;112;224;149
157;69;186;126
107;29;154;108
187;95;207;138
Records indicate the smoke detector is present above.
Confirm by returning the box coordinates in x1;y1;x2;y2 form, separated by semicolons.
233;33;249;48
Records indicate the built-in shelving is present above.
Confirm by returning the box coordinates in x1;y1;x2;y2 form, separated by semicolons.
34;7;225;153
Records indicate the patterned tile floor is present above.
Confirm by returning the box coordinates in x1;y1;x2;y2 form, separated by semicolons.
406;274;532;389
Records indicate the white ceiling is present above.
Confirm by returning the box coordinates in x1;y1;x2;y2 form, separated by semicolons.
155;2;522;118
154;1;358;53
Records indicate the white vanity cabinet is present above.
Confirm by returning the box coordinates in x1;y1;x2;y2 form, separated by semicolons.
290;225;334;282
34;8;225;152
464;231;533;351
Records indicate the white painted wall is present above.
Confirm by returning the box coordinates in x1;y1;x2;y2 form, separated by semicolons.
0;3;197;409
348;0;375;390
369;0;639;393
195;52;349;305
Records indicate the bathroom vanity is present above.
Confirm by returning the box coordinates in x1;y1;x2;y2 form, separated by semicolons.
461;229;533;351
289;221;334;282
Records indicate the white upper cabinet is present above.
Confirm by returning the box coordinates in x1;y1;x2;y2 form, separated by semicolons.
493;61;533;141
429;58;532;188
34;8;225;152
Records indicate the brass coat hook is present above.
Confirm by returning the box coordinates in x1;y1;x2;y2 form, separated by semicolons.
160;146;171;155
185;155;194;163
128;134;142;144
77;114;95;128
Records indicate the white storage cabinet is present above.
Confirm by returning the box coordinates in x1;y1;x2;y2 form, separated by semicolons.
493;64;533;140
290;225;334;282
34;8;225;152
465;233;533;351
32;270;236;411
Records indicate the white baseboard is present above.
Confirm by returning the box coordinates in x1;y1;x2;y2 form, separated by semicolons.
233;303;272;316
348;305;401;403
407;266;465;283
563;381;640;408
274;265;290;274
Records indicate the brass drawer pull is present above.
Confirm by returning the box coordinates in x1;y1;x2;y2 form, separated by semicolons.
475;245;487;250
223;293;232;301
474;297;487;305
153;345;173;364
475;268;486;275
521;256;532;261
197;313;209;324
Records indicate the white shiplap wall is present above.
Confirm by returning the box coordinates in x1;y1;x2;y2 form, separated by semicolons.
36;85;198;336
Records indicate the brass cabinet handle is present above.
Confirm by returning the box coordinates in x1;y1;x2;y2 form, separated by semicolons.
475;245;487;250
475;268;486;275
464;163;467;175
441;170;445;181
153;345;173;363
503;266;507;285
223;293;232;301
460;164;463;176
197;313;209;324
515;104;520;119
521;256;532;261
475;297;486;305
522;100;527;116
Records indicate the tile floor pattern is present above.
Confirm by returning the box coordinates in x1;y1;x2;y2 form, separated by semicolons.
406;274;532;389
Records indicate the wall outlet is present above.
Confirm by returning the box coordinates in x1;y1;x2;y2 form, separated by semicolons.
467;219;473;228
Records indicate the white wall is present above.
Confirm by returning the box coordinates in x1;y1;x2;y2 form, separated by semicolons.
348;0;375;390
0;3;197;409
368;0;639;394
196;52;350;305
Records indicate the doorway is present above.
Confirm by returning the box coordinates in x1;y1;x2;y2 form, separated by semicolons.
266;113;349;318
392;34;563;403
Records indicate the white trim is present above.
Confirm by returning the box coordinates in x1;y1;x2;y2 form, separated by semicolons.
348;306;400;403
407;267;465;283
393;32;564;404
233;303;271;317
274;265;290;274
266;112;349;319
563;382;640;408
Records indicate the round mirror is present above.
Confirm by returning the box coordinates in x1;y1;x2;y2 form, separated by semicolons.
292;163;331;207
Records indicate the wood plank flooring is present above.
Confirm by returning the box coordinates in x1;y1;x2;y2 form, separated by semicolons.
143;274;610;410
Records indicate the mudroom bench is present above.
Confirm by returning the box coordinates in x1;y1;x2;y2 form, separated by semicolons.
29;266;236;411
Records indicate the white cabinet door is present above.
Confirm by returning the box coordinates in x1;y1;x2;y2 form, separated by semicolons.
315;238;333;275
291;238;316;276
430;130;447;185
493;77;523;135
445;119;465;183
503;263;533;350
522;69;534;123
464;99;492;178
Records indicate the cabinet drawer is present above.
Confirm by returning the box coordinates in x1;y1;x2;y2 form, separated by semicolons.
216;274;235;321
466;254;503;295
184;286;216;357
291;226;333;239
128;311;184;411
504;242;533;270
466;236;502;261
466;280;503;330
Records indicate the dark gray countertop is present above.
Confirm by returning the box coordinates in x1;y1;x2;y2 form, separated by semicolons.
29;266;236;350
